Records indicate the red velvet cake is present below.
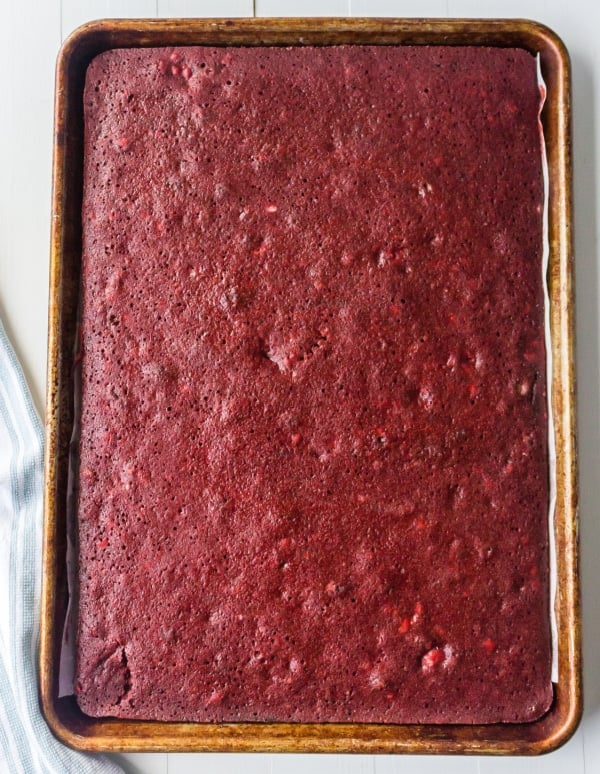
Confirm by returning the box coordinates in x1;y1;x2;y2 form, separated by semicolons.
75;44;552;723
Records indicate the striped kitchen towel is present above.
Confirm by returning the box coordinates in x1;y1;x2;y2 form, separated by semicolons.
0;319;122;773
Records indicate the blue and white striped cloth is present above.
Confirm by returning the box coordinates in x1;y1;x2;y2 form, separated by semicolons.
0;319;121;773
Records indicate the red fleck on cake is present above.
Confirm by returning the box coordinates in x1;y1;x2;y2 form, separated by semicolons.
75;44;552;723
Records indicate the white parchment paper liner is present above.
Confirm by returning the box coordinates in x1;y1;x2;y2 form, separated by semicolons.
538;54;559;683
59;322;79;697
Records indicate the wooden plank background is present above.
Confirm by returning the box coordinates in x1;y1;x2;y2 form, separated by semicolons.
1;0;597;771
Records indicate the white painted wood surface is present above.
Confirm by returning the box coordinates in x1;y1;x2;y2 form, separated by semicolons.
1;0;598;770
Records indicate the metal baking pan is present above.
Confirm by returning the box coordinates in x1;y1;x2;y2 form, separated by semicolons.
40;17;580;755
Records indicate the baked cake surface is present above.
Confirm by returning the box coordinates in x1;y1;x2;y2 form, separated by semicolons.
76;45;551;723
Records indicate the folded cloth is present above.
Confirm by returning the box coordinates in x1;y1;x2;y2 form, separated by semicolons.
0;319;122;773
